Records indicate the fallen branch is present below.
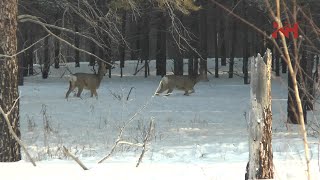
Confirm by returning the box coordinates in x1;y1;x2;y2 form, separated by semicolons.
63;146;88;170
0;97;36;166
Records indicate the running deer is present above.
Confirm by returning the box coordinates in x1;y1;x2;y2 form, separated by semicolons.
65;63;108;99
155;74;205;96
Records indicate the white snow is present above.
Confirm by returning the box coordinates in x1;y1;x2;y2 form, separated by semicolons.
1;59;320;179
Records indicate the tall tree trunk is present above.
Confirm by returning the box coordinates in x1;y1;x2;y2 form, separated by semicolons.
141;3;150;78
54;13;61;69
229;0;238;78
120;10;126;78
243;0;249;84
74;24;80;67
199;0;208;80
0;0;21;162
54;37;60;69
188;57;194;76
213;4;219;78
42;36;50;79
305;53;314;110
281;57;287;73
27;26;34;75
220;18;226;66
105;35;112;78
156;11;166;76
89;40;96;66
275;41;280;76
173;51;183;75
22;23;34;76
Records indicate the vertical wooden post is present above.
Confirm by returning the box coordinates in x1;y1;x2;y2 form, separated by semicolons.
247;49;274;179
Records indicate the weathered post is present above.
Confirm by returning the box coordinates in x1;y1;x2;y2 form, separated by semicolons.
246;49;274;179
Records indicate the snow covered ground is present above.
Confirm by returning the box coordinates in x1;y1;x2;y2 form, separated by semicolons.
1;59;320;179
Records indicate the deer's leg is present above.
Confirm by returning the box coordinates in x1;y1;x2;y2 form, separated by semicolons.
184;88;190;96
77;87;83;97
90;89;98;98
93;90;98;99
65;82;76;98
165;88;174;96
155;83;165;95
190;88;195;94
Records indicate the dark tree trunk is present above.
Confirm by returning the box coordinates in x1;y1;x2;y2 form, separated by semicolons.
281;57;287;73
213;4;219;78
27;27;34;75
120;11;126;78
54;13;61;69
141;4;150;78
0;0;21;162
42;36;50;79
305;53;314;110
243;0;249;84
229;0;238;78
89;41;96;66
74;24;80;67
220;17;226;66
287;58;300;124
135;17;142;61
188;57;194;76
315;55;319;82
106;35;112;78
22;23;34;76
275;43;280;76
156;12;166;76
54;37;60;69
193;58;199;76
173;52;183;75
199;0;208;80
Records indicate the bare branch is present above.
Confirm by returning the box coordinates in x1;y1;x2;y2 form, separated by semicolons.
136;119;154;167
62;146;89;170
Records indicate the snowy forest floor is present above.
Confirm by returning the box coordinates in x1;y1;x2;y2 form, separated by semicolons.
1;59;320;180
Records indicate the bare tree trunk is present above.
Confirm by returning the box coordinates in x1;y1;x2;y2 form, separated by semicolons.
213;4;219;78
199;0;208;80
54;36;60;69
220;18;226;66
156;11;166;76
54;13;61;69
42;36;50;79
141;3;150;78
74;24;80;67
120;10;126;78
188;57;194;76
275;40;280;76
242;0;249;84
247;49;274;179
229;0;238;78
89;40;96;66
174;53;183;75
0;0;21;162
305;53;314;110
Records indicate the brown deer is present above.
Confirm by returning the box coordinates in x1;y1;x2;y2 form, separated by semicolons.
155;74;205;96
65;63;108;99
